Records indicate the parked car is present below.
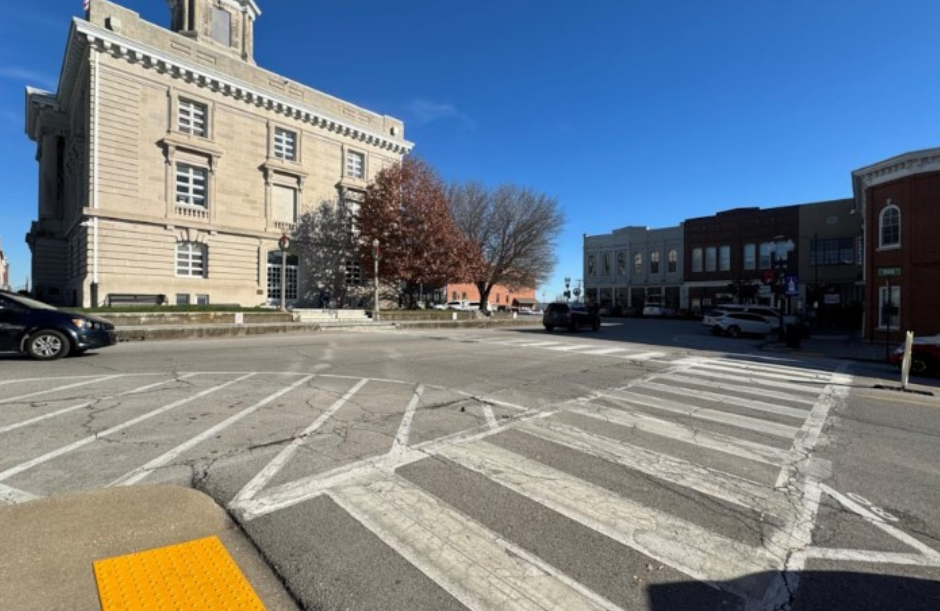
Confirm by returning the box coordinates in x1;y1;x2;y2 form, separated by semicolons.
702;310;774;338
0;290;117;360
642;304;664;317
543;303;600;332
888;334;940;376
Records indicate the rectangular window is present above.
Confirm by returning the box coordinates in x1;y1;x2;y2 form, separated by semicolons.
176;242;206;277
878;285;900;329
743;243;756;270
705;247;717;272
176;164;208;208
178;99;207;137
211;7;232;46
633;252;643;275
346;150;364;179
196;294;210;306
345;260;362;286
692;248;703;273
273;185;297;223
719;245;731;272
810;238;857;266
273;128;297;161
759;243;772;270
175;293;189;305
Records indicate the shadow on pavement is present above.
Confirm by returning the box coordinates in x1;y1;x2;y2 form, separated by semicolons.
647;570;940;611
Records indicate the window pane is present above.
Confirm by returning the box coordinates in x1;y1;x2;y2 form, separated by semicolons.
176;164;208;207
346;151;364;178
274;128;296;161
719;245;731;271
667;249;677;273
692;248;703;273
705;247;717;272
176;242;206;277
759;243;772;269
743;244;756;270
178;99;207;136
880;207;900;246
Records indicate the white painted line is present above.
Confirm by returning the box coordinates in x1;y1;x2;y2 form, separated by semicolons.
497;338;544;345
547;344;595;352
674;368;824;395
453;391;530;411
233;408;545;521
481;404;498;429
579;347;630;355
800;548;940;567
232;378;369;504
688;362;832;384
599;390;800;438
332;475;622;611
514;341;560;348
711;359;833;378
621;352;667;361
387;385;424;460
0;482;39;504
571;405;790;466
520;419;790;518
658;373;817;405
0;373;257;482
110;375;315;487
640;382;809;420
0;375;199;436
0;374;151;386
117;373;199;396
436;441;782;589
0;375;124;405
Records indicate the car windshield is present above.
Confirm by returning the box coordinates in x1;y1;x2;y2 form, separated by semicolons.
3;293;58;311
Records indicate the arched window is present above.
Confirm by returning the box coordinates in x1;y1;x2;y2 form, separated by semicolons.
667;249;678;273
587;255;596;276
650;251;660;274
602;254;610;276
176;242;207;277
879;205;900;248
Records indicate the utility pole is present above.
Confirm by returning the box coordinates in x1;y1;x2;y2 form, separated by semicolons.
373;239;380;322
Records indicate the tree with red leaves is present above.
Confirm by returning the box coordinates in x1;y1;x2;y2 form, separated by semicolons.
357;157;477;308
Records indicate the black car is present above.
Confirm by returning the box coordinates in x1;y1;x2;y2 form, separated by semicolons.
542;302;601;332
0;291;117;360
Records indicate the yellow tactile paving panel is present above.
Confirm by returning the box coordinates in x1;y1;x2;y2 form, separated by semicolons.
93;536;268;611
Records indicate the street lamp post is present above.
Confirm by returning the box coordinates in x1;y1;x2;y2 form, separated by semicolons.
372;239;380;322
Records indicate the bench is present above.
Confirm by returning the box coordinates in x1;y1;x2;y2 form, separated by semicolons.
106;293;166;306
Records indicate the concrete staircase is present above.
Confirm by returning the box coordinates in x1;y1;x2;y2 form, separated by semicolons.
292;309;395;330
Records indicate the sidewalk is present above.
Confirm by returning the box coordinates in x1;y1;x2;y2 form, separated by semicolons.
0;486;301;611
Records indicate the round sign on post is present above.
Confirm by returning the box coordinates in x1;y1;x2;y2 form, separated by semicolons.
278;234;291;251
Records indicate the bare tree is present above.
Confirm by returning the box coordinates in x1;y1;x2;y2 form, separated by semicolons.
291;200;365;307
448;182;564;311
358;157;474;308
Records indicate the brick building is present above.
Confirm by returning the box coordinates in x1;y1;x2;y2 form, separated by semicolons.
25;0;411;307
853;148;940;340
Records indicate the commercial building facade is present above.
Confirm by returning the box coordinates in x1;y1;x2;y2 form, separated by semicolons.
583;225;684;312
853;148;940;340
25;0;411;307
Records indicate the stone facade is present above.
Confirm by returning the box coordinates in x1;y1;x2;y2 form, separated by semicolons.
583;225;685;312
25;0;411;307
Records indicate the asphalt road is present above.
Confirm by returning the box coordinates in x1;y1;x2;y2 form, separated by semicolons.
1;318;939;610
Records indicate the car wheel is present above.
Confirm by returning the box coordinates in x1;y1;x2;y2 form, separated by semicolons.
544;324;554;332
26;330;71;360
727;325;741;339
910;356;936;376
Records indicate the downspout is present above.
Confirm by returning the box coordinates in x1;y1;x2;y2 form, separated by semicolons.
91;42;100;306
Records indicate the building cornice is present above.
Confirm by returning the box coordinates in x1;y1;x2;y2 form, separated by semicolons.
852;147;940;189
33;18;413;155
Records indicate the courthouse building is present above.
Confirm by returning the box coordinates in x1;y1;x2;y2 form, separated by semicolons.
25;0;411;307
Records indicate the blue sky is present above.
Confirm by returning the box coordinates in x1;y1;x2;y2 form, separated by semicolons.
2;1;939;300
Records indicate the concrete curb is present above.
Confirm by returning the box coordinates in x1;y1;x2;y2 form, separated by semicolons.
0;485;301;611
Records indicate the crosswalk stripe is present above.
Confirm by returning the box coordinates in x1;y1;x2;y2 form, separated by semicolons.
547;344;595;352
233;378;369;504
110;375;316;487
571;405;790;466
621;352;667;361
598;390;800;438
519;419;791;518
512;341;559;348
331;474;621;611
0;373;257;483
436;441;782;589
657;373;817;405
674;368;824;395
579;347;630;355
639;382;810;420
687;362;833;384
709;359;832;378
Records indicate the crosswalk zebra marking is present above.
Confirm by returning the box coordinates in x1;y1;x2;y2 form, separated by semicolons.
638;382;810;420
331;474;623;611
657;373;817;405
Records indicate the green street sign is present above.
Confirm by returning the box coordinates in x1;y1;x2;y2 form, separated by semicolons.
878;267;901;277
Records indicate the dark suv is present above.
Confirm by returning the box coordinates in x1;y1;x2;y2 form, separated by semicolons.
0;291;117;360
542;303;601;332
